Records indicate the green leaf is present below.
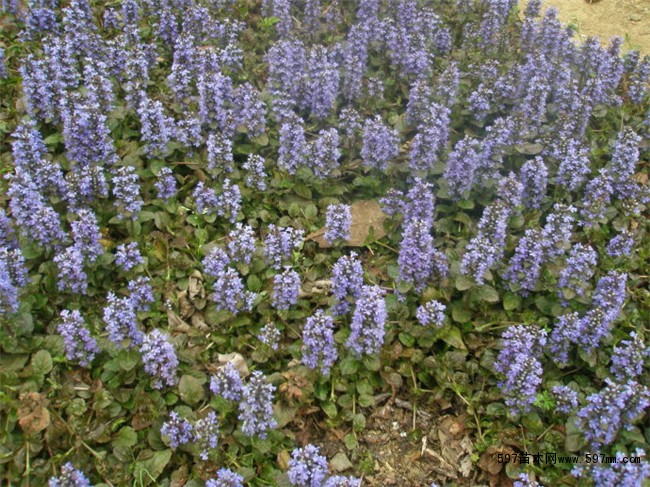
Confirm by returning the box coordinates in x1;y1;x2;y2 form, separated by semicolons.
522;411;544;433
119;350;140;372
31;350;53;376
44;133;64;145
515;142;544;155
66;398;87;416
247;274;262;292
535;295;555;315
113;427;138;449
139;211;155;222
352;413;366;432
293;182;312;200
457;199;475;210
178;375;205;405
339;357;359;375
440;326;466;350
398;332;415;347
451;302;472;323
357;394;374;408
273;403;298;428
454;275;474;291
20;240;42;259
343;433;358;450
251;132;269;146
303;203;318;220
134;449;172;485
503;292;521;311
475;285;500;303
337;394;352;408
564;417;583;452
362;355;381;372
322;400;338;419
15;313;34;336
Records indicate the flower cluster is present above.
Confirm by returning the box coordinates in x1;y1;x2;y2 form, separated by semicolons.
207;133;234;171
572;449;650;487
576;378;650;448
257;322;282;350
345;285;387;357
194;412;219;460
57;310;99;367
288;444;329;487
503;228;545;295
48;463;91;487
238;370;277;438
277;116;307;174
139;329;178;389
128;276;155;311
324;204;351;244
206;469;245;487
227;223;256;265
605;230;634;258
287;443;361;487
416;300;446;327
398;219;447;292
264;225;304;270
520;157;548;209
272;267;301;310
154;167;177;201
203;247;230;278
610;332;649;382
0;247;28;315
242;154;267;191
112;166;143;218
551;385;578;414
331;253;364;315
212;268;255;314
160;412;194;448
103;292;143;349
302;310;338;375
361;115;400;171
115;242;144;272
461;202;510;284
557;243;598;299
210;362;244;401
193;181;220;214
53;246;88;294
494;325;547;415
70;209;104;262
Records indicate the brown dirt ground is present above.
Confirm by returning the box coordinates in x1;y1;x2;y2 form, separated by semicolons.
522;0;650;55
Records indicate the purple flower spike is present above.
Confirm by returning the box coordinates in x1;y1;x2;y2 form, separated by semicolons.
302;310;338;375
324;204;351;244
288;444;329;487
140;329;178;389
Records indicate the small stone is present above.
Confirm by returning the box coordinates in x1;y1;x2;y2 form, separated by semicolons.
629;14;642;21
330;452;353;472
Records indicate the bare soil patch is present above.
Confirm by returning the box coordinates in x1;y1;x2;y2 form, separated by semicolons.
527;0;650;54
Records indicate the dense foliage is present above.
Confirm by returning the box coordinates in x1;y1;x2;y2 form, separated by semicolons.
0;0;649;485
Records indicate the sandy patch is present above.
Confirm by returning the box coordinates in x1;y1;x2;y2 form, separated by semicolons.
521;0;650;55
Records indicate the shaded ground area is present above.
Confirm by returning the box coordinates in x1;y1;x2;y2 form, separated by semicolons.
529;0;649;54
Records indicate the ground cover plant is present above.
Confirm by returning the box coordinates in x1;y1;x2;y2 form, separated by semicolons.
0;0;649;485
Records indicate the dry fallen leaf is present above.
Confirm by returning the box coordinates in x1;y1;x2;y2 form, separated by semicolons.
306;200;387;247
178;290;193;318
168;309;191;333
277;450;291;470
478;445;515;476
217;352;249;377
18;392;50;435
190;313;209;331
279;370;310;401
188;270;205;301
